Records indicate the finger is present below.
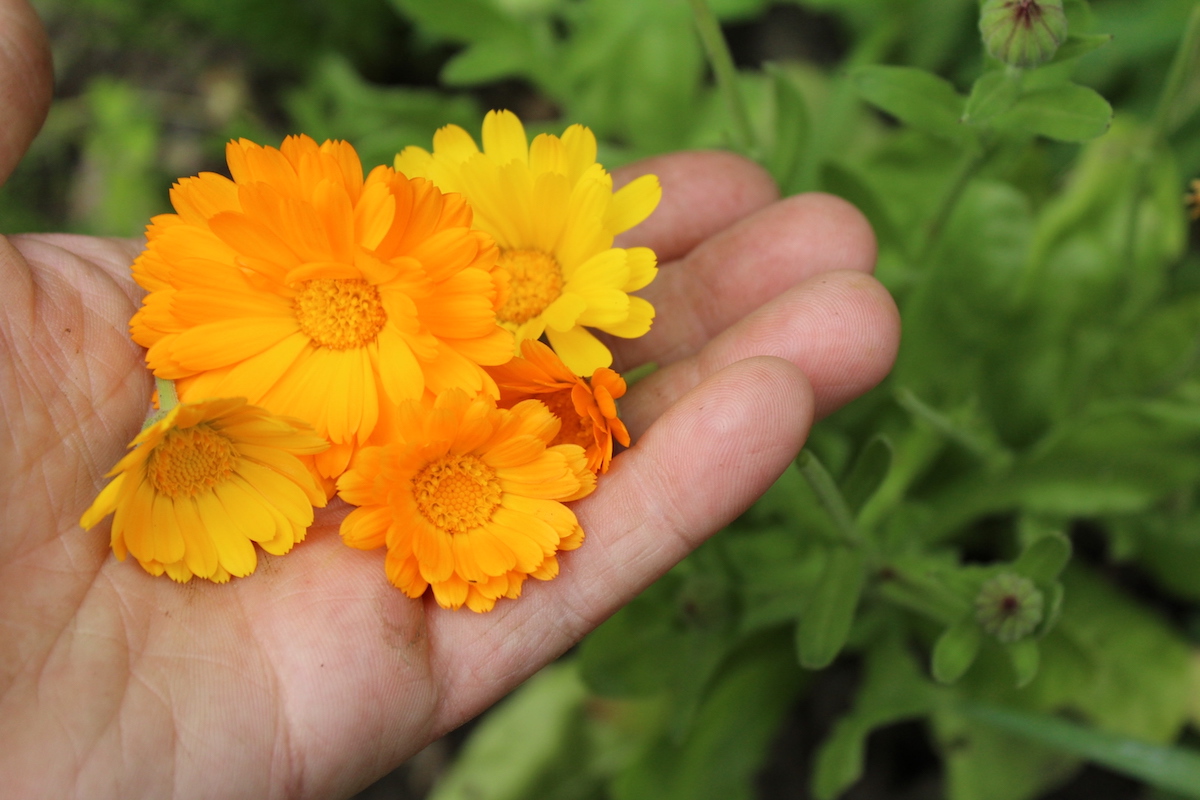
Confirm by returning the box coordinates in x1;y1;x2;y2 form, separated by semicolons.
622;269;900;432
425;355;813;729
612;192;879;371
612;150;779;262
12;233;146;298
0;0;52;187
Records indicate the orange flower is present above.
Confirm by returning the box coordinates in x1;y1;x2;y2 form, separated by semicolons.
130;135;513;480
337;389;595;612
81;397;328;583
488;340;630;474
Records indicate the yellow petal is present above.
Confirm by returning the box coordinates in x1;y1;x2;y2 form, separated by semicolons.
545;325;612;375
598;295;654;339
432;124;481;163
607;174;661;234
481;109;529;166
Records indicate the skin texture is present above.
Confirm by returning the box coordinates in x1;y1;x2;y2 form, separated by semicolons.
0;2;901;797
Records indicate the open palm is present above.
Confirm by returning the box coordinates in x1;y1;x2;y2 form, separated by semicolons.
0;3;899;798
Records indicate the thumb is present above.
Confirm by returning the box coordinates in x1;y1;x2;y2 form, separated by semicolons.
0;0;52;188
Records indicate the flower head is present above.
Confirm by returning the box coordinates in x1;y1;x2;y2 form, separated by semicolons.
395;110;661;375
488;340;631;474
130;135;513;479
975;572;1045;643
337;389;595;612
980;0;1068;68
81;397;329;582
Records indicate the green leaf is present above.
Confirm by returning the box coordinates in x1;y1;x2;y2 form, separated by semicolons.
1049;32;1114;65
960;704;1200;799
819;160;906;255
1156;4;1200;136
796;546;867;669
441;36;534;85
933;617;984;684
763;63;810;190
963;70;1019;125
851;65;971;143
613;635;804;800
389;0;519;42
429;662;587;800
841;435;894;515
994;83;1113;142
1012;532;1072;584
1005;638;1040;688
812;632;936;799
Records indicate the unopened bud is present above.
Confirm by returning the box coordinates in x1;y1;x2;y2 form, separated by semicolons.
975;572;1044;643
980;0;1068;68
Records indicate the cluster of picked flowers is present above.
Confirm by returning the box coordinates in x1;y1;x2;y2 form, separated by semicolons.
81;110;660;612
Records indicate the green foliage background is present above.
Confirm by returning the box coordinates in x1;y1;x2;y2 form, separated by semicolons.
6;0;1200;798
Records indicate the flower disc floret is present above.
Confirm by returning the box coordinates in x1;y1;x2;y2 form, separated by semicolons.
337;388;595;612
81;397;329;583
129;135;514;480
396;110;662;375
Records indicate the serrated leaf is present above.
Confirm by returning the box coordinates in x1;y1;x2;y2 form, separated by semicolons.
841;435;894;515
995;83;1113;142
963;70;1019;125
851;65;972;143
933;616;984;684
1013;532;1072;583
796;546;867;669
960;704;1200;799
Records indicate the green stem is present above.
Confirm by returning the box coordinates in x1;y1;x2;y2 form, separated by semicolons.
795;449;862;547
894;387;1013;473
916;146;987;264
687;0;757;157
155;376;179;413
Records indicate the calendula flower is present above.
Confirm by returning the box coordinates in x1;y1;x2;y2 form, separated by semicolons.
395;110;661;375
130;135;513;479
489;340;631;474
81;397;329;583
338;389;595;612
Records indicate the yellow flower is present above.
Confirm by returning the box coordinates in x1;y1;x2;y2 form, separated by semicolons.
488;340;631;474
130;135;513;479
81;398;329;583
395;110;661;375
337;389;595;612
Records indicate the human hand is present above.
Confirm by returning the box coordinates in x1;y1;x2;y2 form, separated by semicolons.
0;1;899;797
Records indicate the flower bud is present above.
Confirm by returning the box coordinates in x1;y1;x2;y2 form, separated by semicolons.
975;572;1044;643
980;0;1068;69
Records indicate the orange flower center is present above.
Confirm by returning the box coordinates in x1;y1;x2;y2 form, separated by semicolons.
540;390;595;451
293;278;387;349
413;454;502;534
496;249;563;325
147;426;237;498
